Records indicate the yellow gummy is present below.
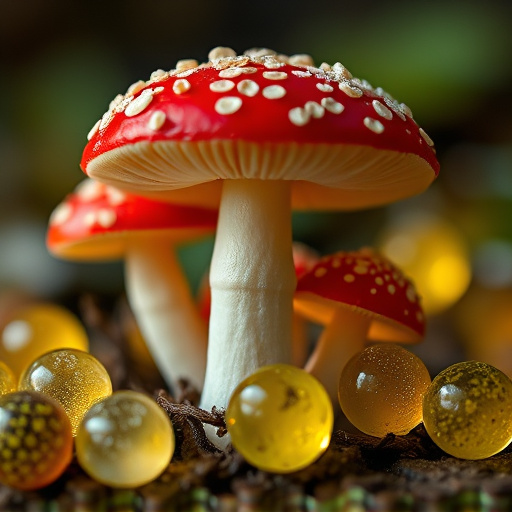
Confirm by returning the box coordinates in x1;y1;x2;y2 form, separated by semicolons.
423;361;512;459
0;391;73;490
0;303;89;379
19;349;112;436
226;364;333;473
0;361;16;396
338;344;431;437
76;390;175;488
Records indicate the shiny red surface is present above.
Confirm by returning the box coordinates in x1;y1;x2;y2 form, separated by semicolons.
47;181;218;252
81;62;439;176
295;250;425;338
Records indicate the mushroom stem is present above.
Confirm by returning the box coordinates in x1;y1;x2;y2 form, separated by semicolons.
200;179;295;415
305;308;370;404
125;238;207;392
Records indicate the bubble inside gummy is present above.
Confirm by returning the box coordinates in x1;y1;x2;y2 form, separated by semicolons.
19;348;112;436
338;344;431;437
0;303;89;379
76;390;175;488
226;364;333;473
0;390;73;490
423;361;512;459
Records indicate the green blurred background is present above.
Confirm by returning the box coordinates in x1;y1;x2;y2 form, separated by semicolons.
2;0;512;376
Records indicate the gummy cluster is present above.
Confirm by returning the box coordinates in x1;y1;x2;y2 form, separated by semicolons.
0;303;175;489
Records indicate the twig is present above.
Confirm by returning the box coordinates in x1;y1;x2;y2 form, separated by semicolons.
332;425;438;459
156;391;228;459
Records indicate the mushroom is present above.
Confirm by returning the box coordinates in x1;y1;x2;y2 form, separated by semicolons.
294;248;425;403
79;47;439;419
46;178;217;392
196;241;320;366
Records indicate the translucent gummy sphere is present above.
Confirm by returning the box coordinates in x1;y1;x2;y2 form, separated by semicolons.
423;361;512;459
0;360;16;395
226;364;333;473
76;390;175;488
0;303;89;379
0;390;73;490
338;344;431;437
379;216;471;316
19;348;112;436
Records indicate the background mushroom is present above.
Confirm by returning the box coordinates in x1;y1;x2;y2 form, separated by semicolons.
294;248;425;403
47;178;217;392
79;47;439;419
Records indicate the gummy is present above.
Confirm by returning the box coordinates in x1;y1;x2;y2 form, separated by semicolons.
0;360;16;395
226;364;333;473
422;361;512;459
379;216;471;316
19;348;112;436
0;303;89;379
76;390;175;488
338;344;431;437
0;390;73;490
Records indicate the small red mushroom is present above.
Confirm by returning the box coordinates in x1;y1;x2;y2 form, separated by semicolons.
46;179;217;392
80;46;439;420
294;248;425;403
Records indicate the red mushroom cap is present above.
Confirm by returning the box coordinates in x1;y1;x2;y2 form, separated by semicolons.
294;248;425;343
47;179;218;261
81;48;439;211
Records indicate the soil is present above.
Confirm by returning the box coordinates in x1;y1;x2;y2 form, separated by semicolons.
2;294;512;511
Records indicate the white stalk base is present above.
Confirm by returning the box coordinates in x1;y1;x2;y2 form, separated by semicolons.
125;238;207;393
200;179;295;446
